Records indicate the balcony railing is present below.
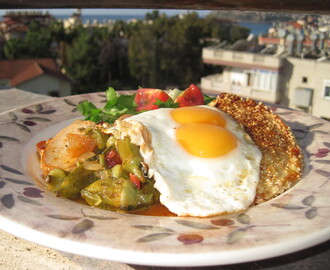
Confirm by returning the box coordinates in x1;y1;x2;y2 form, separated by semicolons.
201;74;280;103
203;47;283;71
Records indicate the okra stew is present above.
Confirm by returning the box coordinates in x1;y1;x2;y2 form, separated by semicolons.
38;124;160;214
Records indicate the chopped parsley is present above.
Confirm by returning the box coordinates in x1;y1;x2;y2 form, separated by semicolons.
77;86;216;124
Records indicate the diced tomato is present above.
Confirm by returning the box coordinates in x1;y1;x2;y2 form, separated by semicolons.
175;84;204;107
105;150;122;168
66;133;97;158
134;88;170;111
36;140;47;151
129;173;141;189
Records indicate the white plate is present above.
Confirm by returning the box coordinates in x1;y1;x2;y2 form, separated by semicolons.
0;92;329;267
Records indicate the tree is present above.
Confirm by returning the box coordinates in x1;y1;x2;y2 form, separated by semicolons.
229;25;250;43
128;21;158;87
98;35;132;90
64;26;103;93
128;12;206;89
2;11;248;93
4;21;53;59
3;38;27;59
169;12;204;87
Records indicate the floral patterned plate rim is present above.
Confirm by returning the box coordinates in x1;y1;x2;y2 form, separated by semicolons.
0;92;329;267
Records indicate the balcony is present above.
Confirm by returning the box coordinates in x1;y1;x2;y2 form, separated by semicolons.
201;73;281;103
201;74;229;94
202;47;283;72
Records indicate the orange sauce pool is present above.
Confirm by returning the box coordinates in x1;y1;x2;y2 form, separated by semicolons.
134;203;176;217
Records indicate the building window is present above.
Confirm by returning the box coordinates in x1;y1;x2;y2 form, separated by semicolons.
302;76;308;83
247;73;252;86
294;87;313;108
323;80;330;100
251;69;278;92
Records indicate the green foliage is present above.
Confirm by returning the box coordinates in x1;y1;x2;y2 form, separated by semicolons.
3;39;26;59
64;26;103;93
4;21;53;59
128;12;206;89
2;12;246;94
229;25;250;43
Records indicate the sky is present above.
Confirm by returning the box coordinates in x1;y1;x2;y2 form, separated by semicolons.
0;8;212;17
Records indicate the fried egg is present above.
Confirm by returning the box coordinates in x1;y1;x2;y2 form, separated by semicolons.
107;105;262;217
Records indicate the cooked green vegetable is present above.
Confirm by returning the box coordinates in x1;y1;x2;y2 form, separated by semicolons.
116;137;146;183
106;136;117;148
46;169;67;191
81;177;158;210
109;164;129;179
55;165;96;199
85;128;109;150
46;130;158;212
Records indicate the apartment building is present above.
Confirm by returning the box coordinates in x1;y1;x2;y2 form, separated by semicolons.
201;27;330;120
202;47;284;104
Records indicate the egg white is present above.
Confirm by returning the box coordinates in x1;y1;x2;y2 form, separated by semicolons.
108;106;262;217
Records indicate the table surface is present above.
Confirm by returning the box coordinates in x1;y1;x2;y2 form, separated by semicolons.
0;88;329;270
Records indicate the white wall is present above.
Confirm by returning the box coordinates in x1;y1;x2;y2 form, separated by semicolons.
17;74;71;97
285;57;330;119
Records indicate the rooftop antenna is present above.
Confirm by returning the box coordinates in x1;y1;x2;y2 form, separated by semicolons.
296;33;305;56
286;34;295;56
319;32;325;51
278;29;287;39
311;33;318;53
277;29;287;54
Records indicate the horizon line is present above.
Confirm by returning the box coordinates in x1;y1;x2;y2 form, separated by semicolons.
0;9;212;17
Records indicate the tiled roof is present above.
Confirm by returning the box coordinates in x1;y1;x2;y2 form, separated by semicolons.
0;58;70;86
0;19;29;32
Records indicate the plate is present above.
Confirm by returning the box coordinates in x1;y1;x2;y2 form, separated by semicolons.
0;92;329;267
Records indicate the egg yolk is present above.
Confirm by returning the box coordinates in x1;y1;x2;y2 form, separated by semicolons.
175;123;237;158
171;106;226;127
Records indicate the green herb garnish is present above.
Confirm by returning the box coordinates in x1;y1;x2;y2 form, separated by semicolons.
77;87;137;123
203;94;216;104
153;98;179;109
77;86;215;124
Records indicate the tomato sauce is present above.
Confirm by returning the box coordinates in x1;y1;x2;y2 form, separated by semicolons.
134;203;176;217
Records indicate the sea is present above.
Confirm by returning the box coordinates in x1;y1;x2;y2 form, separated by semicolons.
0;12;273;36
56;14;146;23
238;22;273;35
61;14;273;36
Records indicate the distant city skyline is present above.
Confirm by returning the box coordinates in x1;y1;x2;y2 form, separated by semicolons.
0;8;212;17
